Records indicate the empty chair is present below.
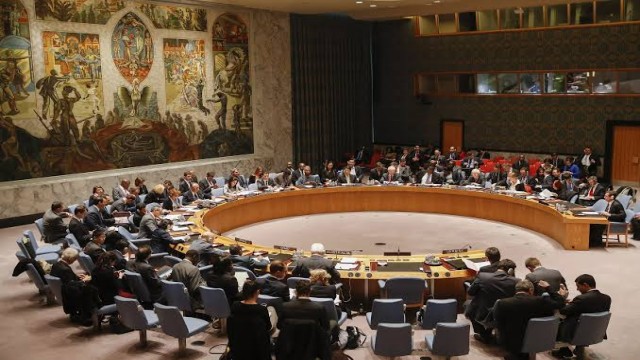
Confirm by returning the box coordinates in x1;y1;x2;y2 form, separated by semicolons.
425;322;470;359
16;239;59;264
310;297;347;328
25;263;54;304
24;230;62;255
604;209;634;247
214;176;225;187
287;276;308;289
233;266;256;280
367;299;405;329
162;280;192;312
118;226;147;241
124;270;152;305
200;286;231;334
570;311;611;359
248;183;258;191
154;303;210;352
164;255;182;267
78;252;95;273
371;323;413;358
115;296;159;346
44;274;63;306
633;201;640;214
65;233;82;251
569;194;579;204
421;298;458;330
34;218;46;240
258;294;284;312
211;187;225;198
590;199;608;212
92;303;118;330
67;204;79;214
520;316;560;358
378;277;427;308
616;194;632;209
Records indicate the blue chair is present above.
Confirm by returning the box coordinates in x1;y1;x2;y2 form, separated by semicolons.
200;286;231;334
425;322;470;359
138;194;147;203
367;299;405;329
34;218;46;241
24;230;62;255
310;297;347;328
211;187;225;197
146;202;161;212
258;294;284;314
115;296;159;346
569;194;579;204
520;316;560;357
378;277;427;308
154;303;210;352
78;252;95;273
214;176;226;187
590;199;608;212
25;263;55;304
118;225;148;242
124;270;152;304
92;303;118;331
44;274;63;306
421;298;458;330
162;280;192;312
16;239;59;264
286;276;308;289
233;266;256;280
616;194;632;209
605;209;634;247
164;255;182;267
65;233;82;250
371;323;413;357
67;204;79;214
570;311;611;359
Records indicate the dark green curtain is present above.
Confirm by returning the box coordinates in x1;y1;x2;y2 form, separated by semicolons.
290;14;373;171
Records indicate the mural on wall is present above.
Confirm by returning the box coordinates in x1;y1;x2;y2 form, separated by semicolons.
35;0;126;24
163;38;209;145
111;12;153;84
206;13;253;158
138;3;207;31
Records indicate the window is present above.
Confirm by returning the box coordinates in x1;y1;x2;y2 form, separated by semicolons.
458;74;476;93
548;4;569;26
566;72;591;93
438;74;458;93
417;74;438;94
520;73;542;94
477;10;499;31
419;15;438;35
624;0;640;20
618;71;640;93
596;0;621;23
498;73;520;93
544;73;566;93
591;71;618;93
438;14;457;33
572;1;594;24
477;74;498;94
458;12;478;32
523;6;544;28
500;8;521;29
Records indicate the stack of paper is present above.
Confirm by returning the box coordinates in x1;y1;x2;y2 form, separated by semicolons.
462;258;491;272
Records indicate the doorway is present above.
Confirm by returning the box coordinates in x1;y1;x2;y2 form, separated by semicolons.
440;120;464;152
605;121;640;187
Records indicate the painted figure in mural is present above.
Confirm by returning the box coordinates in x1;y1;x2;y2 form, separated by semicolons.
207;91;227;130
0;116;27;170
144;31;152;62
3;57;29;99
197;119;208;138
36;69;69;120
112;13;152;83
232;104;242;134
58;85;82;145
130;78;141;116
196;78;210;115
84;81;100;114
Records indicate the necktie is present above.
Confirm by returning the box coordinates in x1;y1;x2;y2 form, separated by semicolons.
605;202;611;212
347;174;351;184
589;187;594;196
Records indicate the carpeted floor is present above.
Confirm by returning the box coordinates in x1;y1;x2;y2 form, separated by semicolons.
3;211;638;359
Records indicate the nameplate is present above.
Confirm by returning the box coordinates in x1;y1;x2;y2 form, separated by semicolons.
274;245;297;251
442;248;468;254
326;250;353;256
235;237;253;244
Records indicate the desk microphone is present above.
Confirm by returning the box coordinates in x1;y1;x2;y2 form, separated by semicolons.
456;244;472;258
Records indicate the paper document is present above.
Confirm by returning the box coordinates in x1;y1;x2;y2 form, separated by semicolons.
335;263;359;270
462;258;491;272
539;189;557;199
581;211;600;215
172;225;190;232
176;221;194;226
340;257;358;264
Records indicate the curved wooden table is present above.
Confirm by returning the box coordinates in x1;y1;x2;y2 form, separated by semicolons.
186;186;606;306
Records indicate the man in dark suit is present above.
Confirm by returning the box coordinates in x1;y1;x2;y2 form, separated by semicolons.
182;183;205;205
462;168;486;186
430;149;446;167
178;171;194;194
85;196;116;231
198;171;218;198
337;166;357;184
478;247;501;273
346;159;363;182
169;250;205;308
138;205;161;239
575;146;600;178
577;176;606;206
589;191;626;247
465;259;519;343
494;280;567;360
462;153;481;169
257;260;290;302
229;244;269;272
43;201;70;243
547;153;564;169
512;155;529;174
83;228;107;262
408;145;425;173
381;165;403;183
292;243;341;284
69;205;92;247
291;162;305;184
445;146;458;161
553;274;612;358
256;173;276;190
295;165;322;187
278;280;329;332
126;245;163;303
419;165;443;185
524;257;566;295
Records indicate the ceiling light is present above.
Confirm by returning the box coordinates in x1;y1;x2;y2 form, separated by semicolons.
370;4;377;7
434;0;441;3
426;3;433;5
356;1;363;3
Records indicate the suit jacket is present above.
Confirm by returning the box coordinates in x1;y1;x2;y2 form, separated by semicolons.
137;214;158;239
275;173;293;187
291;169;304;184
126;260;163;302
69;217;92;247
162;197;182;211
43;209;68;243
228;302;272;360
169;260;205;300
606;200;626;222
295;174;321;186
256;178;276;190
446;152;459;161
150;228;182;254
575;153;600;176
320;169;338;182
462;174;486;186
381;172;403;183
580;183;606;201
525;267;566;295
512;160;529;172
257;275;290;302
559;289;611;341
494;292;565;354
182;190;204;205
198;178;218;195
111;198;134;213
112;185;128;201
336;172;357;184
478;262;499;273
278;298;329;332
178;179;192;194
292;255;341;284
408;150;424;166
462;157;481;169
206;272;239;305
420;172;443;185
85;206;115;231
466;271;519;324
310;284;337;300
50;260;80;284
143;191;165;205
231;254;268;271
83;241;106;263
